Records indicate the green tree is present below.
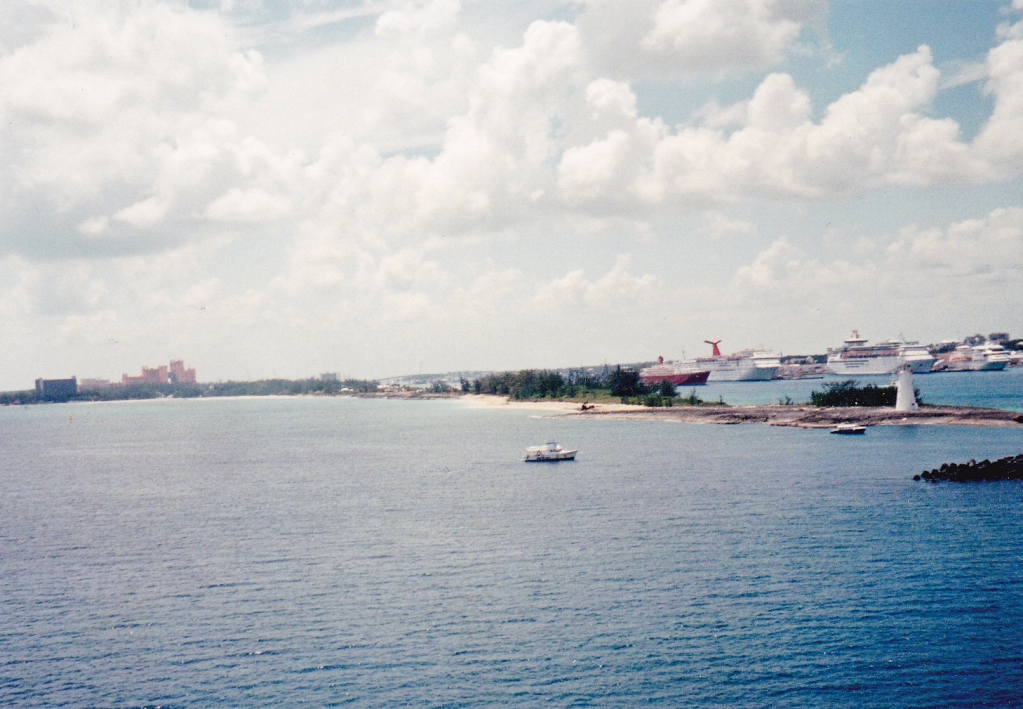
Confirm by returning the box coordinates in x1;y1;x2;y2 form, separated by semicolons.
608;366;646;397
809;380;904;407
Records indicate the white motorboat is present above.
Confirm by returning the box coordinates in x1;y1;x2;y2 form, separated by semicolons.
830;423;866;435
524;441;578;462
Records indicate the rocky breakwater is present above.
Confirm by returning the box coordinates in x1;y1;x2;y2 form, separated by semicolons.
915;455;1023;482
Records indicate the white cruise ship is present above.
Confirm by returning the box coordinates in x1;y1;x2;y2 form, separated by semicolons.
827;332;932;375
946;343;1010;371
895;341;936;373
695;341;781;382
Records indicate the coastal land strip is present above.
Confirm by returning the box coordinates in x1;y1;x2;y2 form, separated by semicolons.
566;404;1023;428
457;395;1023;428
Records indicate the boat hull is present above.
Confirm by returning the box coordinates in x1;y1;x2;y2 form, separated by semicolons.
904;358;935;373
949;360;1008;372
524;451;577;462
706;365;777;382
639;370;710;386
826;355;904;375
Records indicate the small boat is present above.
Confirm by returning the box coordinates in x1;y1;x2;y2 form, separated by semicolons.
524;441;578;462
830;423;866;435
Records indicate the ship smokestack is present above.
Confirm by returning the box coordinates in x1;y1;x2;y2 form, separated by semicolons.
704;340;722;357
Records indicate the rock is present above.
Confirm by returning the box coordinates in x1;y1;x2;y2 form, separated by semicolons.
912;453;1023;482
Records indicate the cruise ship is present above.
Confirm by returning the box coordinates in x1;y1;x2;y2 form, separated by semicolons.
827;332;934;375
695;340;781;381
639;357;711;386
895;341;936;373
945;343;1010;371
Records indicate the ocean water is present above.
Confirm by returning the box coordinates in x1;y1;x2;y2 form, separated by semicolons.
2;393;1023;707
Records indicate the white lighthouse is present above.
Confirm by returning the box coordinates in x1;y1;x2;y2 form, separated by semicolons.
895;366;918;412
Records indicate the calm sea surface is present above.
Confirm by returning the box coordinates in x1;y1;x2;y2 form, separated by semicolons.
3;375;1023;707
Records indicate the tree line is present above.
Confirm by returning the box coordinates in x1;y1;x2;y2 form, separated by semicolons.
468;366;712;406
0;377;379;405
808;380;921;407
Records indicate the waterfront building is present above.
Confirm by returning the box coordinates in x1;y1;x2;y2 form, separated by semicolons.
35;377;78;402
122;365;167;386
79;378;114;391
169;360;196;384
121;361;197;386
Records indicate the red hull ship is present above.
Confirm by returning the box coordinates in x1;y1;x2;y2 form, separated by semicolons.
638;356;711;386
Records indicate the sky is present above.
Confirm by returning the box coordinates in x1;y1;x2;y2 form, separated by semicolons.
1;0;1022;388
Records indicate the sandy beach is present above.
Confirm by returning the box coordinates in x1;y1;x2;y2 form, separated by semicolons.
457;394;646;414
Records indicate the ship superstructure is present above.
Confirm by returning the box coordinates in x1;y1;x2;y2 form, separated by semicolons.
827;332;940;375
695;340;781;382
827;332;905;375
893;341;935;374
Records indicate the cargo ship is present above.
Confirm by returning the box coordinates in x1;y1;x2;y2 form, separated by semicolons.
639;357;711;386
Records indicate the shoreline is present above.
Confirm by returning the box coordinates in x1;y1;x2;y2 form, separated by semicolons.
455;395;1023;427
562;404;1023;428
7;392;1023;427
456;394;646;413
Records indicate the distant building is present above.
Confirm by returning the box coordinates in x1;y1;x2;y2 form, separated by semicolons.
35;377;78;402
321;372;339;382
79;378;114;391
121;360;196;386
122;365;166;386
169;360;196;384
989;332;1010;343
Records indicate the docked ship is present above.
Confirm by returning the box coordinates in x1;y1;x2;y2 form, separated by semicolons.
897;341;936;373
945;343;1010;371
696;340;781;382
639;357;711;386
827;331;934;375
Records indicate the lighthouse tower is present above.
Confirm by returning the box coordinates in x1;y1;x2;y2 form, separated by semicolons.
895;367;918;412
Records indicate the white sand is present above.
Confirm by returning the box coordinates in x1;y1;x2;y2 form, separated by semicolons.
457;394;645;413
